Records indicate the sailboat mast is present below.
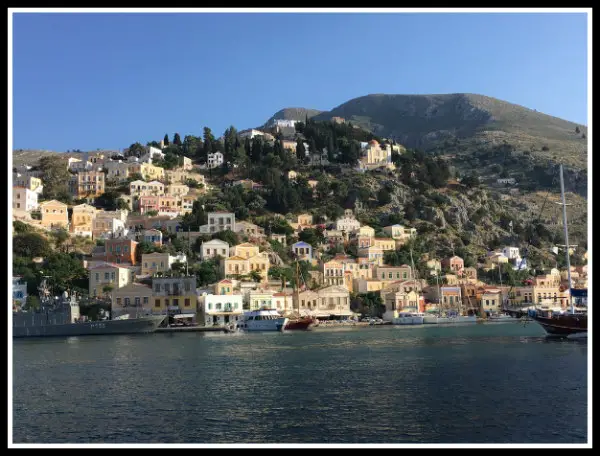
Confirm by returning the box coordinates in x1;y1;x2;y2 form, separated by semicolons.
409;248;418;312
559;164;574;314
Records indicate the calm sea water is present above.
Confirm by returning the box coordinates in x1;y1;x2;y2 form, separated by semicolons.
12;322;588;444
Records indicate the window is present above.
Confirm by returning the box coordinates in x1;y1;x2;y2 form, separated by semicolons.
396;272;400;279
116;298;121;305
389;273;393;279
173;299;179;307
155;284;161;292
403;272;408;279
124;298;130;306
134;297;140;306
111;272;115;281
485;300;489;307
165;299;170;306
143;297;149;305
155;299;160;307
184;282;191;292
104;272;110;280
184;299;190;307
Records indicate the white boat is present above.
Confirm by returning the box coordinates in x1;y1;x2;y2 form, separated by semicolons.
452;315;477;324
236;309;288;332
392;312;425;325
423;314;456;324
486;313;516;322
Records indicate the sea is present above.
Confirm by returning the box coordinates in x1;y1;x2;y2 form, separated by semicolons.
12;322;588;445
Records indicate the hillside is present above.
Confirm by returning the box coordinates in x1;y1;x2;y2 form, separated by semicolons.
308;93;587;172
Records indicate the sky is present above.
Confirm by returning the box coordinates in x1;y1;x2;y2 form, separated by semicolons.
12;10;589;152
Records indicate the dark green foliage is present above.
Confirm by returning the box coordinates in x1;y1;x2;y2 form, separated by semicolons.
37;157;72;203
212;230;239;246
14;232;52;258
163;134;169;146
126;142;146;158
193;259;220;287
173;133;182;146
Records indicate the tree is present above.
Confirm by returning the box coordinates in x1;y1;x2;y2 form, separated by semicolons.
163;134;170;146
248;270;262;283
173;133;182;146
126;142;146;158
13;232;52;258
296;139;306;163
193;259;219;286
377;188;392;205
461;172;480;188
575;126;580;134
51;228;70;252
38;157;72;203
203;127;216;157
212;229;239;246
24;295;40;311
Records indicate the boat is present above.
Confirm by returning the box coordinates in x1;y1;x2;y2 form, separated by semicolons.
285;316;316;331
13;279;165;338
486;313;517;323
392;247;425;326
529;165;587;338
393;311;425;325
236;309;288;332
284;261;317;331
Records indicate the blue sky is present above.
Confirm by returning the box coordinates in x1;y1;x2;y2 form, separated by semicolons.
12;11;588;151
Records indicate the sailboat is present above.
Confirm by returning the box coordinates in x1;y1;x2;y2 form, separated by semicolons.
392;248;425;325
529;165;587;338
284;260;317;331
422;270;456;324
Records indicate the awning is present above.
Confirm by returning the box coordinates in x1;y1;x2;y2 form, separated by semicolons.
331;310;355;316
173;313;196;319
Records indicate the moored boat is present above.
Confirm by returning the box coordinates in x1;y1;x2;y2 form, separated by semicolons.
236;309;288;332
285;316;316;331
392;312;425;325
13;281;165;338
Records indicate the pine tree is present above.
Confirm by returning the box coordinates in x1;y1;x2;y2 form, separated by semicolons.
163;134;169;146
173;133;182;146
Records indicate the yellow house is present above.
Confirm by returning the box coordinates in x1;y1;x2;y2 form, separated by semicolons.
231;243;259;259
71;203;97;237
141;252;173;276
353;278;385;293
358;225;375;238
248;289;274;310
111;283;153;316
480;289;502;313
224;256;249;277
165;184;190;198
13;174;43;192
383;289;420;313
372;238;396;252
214;279;234;295
129;163;165;181
297;213;313;226
248;252;270;281
151;276;197;316
39;199;69;229
89;263;132;298
375;265;412;282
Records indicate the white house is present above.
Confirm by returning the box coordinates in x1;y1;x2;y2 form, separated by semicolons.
12;187;39;212
272;119;296;128
207;152;224;169
502;247;520;260
238;129;265;139
200;239;230;260
335;216;361;233
206;211;236;233
197;293;244;327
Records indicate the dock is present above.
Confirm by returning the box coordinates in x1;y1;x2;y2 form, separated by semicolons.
155;326;228;333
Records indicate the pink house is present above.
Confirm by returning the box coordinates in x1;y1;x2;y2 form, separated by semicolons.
442;256;464;276
139;196;160;214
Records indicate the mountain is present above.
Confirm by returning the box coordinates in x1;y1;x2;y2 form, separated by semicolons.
261;107;323;128
262;94;586;171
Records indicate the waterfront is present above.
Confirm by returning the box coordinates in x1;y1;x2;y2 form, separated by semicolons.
12;322;588;444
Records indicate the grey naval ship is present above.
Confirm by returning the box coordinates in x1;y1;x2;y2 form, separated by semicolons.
13;279;165;338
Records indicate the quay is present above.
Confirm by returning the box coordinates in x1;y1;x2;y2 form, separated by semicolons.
156;326;228;333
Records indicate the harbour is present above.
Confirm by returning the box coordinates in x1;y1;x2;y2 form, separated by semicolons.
12;322;587;444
